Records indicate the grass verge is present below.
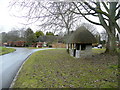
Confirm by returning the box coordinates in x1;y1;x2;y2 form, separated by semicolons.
0;47;16;55
12;49;118;88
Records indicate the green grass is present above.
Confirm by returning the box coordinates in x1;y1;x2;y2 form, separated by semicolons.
12;49;118;88
0;47;16;55
92;48;106;54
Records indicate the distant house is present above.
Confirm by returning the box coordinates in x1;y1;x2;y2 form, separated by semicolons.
14;41;26;47
6;41;26;47
66;26;97;58
36;42;43;48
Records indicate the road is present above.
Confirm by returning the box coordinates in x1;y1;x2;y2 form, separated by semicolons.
0;47;52;89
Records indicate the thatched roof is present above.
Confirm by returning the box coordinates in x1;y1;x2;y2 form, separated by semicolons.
67;26;97;44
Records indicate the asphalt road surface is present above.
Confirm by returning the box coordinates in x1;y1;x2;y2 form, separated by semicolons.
0;47;52;89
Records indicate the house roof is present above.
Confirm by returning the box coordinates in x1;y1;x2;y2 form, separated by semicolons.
67;26;97;44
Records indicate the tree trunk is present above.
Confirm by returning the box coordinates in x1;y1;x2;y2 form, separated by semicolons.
66;28;70;53
105;33;117;54
105;2;118;54
105;33;110;53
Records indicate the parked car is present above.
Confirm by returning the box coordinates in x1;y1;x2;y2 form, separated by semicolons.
97;44;102;48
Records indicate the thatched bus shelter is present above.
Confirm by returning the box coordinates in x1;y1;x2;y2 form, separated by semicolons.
66;26;97;58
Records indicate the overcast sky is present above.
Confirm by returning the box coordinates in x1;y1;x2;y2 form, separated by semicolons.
0;0;105;33
0;0;21;32
0;0;39;33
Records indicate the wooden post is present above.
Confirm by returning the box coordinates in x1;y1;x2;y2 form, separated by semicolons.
73;43;76;57
66;43;69;53
75;44;80;58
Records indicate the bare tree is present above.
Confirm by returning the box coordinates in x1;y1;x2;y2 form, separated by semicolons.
10;1;80;34
41;2;81;34
0;32;7;43
10;1;81;53
4;30;20;42
71;1;120;54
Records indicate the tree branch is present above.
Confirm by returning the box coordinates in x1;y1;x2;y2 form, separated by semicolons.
114;21;120;33
84;2;110;18
72;2;102;26
116;4;120;10
115;9;120;20
102;2;109;13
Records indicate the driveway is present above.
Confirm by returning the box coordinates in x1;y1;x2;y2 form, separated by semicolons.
0;47;52;89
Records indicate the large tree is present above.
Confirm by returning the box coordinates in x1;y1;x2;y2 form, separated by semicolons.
24;28;36;46
71;1;120;54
